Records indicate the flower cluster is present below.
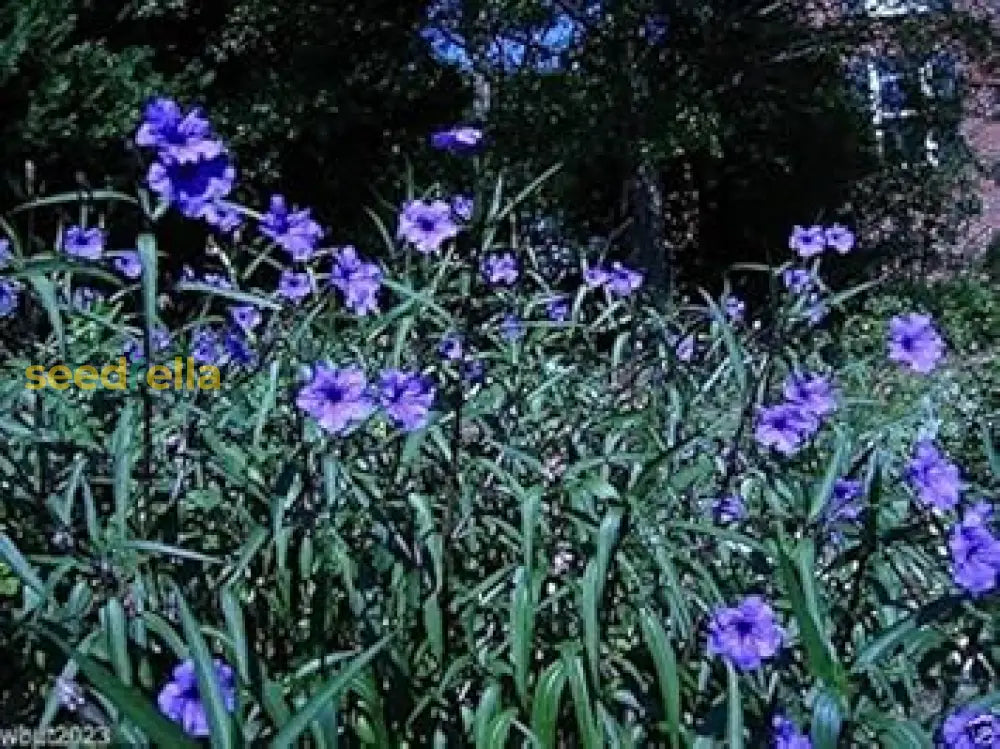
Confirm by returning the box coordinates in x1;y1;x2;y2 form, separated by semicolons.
330;246;382;315
906;440;962;511
157;658;236;737
583;261;643;297
755;372;837;456
788;223;854;257
297;364;436;435
136;98;238;230
948;503;1000;595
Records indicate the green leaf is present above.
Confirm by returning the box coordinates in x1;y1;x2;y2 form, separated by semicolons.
474;681;501;749
808;432;847;522
26;275;65;358
173;588;236;749
105;599;132;687
137;232;159;334
175;282;282;310
726;663;744;749
270;633;394;748
810;689;843;749
530;661;567;749
562;653;601;749
41;629;199;748
638;608;681;749
9;189;138;214
511;566;535;707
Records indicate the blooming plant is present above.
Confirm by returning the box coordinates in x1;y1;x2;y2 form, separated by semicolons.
0;96;998;749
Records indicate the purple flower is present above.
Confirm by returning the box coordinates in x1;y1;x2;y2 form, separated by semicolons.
397;199;459;254
707;596;783;670
147;154;237;221
547;296;570;322
61;226;104;260
782;268;814;294
223;328;256;367
277;270;312;302
789;225;826;258
888;313;945;374
259;195;324;262
379;369;435;432
464;359;486;384
430;125;484;154
825;479;864;525
906;440;962;511
229;305;261;333
70;286;103;312
805;298;828;325
157;658;236;737
136;98;223;164
439;333;463;361
724;295;745;322
113;251;142;279
0;279;21;317
189;327;221;364
297;365;375;435
941;707;1000;748
755;403;818;456
124;326;172;363
783;372;837;419
500;313;525;341
0;238;11;268
451;195;474;221
481;252;519;286
825;224;855;254
203;201;242;234
675;334;695;362
773;714;812;749
949;504;1000;595
606;262;643;297
583;265;609;288
712;495;746;524
330;245;382;315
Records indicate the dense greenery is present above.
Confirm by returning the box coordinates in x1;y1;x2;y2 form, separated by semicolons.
1;1;999;747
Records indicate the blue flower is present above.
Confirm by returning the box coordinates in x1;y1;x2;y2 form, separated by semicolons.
397;199;459;254
70;286;103;312
229;305;261;333
438;333;463;361
782;268;814;294
789;225;825;258
941;706;1000;748
277;270;312;302
724;295;745;322
157;658;236;737
906;440;962;511
124;326;172;363
546;296;569;322
147;154;237;221
481;252;518;286
113;251;143;279
0;238;11;268
711;495;746;524
61;226;105;260
203;201;243;234
606;262;643;297
296;365;375;435
825;224;855;254
223;328;256;367
707;596;783;671
463;359;486;384
136;98;223;164
0;279;21;317
782;372;837;419
773;714;811;749
675;334;695;362
755;403;818;456
259;195;324;262
190;327;221;364
378;369;435;432
451;195;474;221
500;314;525;341
583;264;609;288
949;503;1000;595
430;125;484;155
330;245;382;315
888;313;945;374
